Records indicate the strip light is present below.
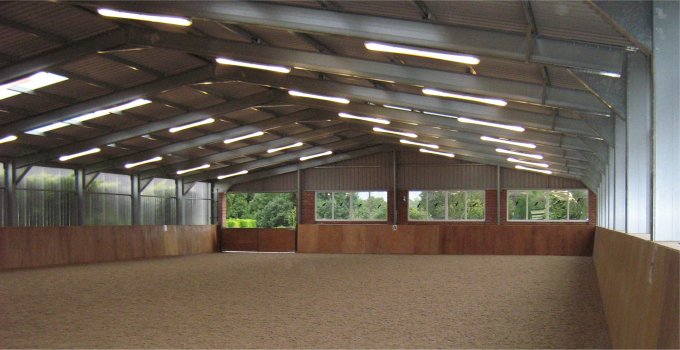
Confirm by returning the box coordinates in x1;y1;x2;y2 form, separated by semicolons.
176;164;210;175
223;131;264;144
0;72;68;101
169;118;215;133
25;99;151;135
480;136;536;149
364;42;480;65
373;127;417;138
300;150;332;161
458;117;524;132
420;148;454;158
59;148;101;162
423;111;457;119
495;148;543;160
507;157;549;168
288;90;349;104
515;165;552;175
400;139;439;149
216;58;291;74
217;170;248;180
97;8;192;26
0;135;18;144
383;104;412;112
422;88;507;107
267;142;304;154
339;112;390;125
124;156;162;169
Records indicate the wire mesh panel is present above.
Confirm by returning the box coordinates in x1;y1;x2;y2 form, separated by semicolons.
85;173;132;226
141;178;176;225
15;166;76;227
185;182;210;225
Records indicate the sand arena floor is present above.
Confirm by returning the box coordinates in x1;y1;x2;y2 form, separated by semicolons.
0;253;610;348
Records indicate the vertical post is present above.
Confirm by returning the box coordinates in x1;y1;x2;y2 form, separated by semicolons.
496;165;501;225
211;182;218;225
175;178;185;225
75;169;85;226
608;147;615;229
652;0;680;241
613;117;627;231
4;161;16;226
131;174;141;225
626;53;653;234
392;149;397;226
296;169;301;252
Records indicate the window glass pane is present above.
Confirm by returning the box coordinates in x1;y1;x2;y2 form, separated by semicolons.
351;192;370;220
228;192;296;228
85;193;132;225
428;191;446;220
368;192;388;220
315;192;332;220
448;191;465;220
333;192;350;220
408;191;428;220
467;191;485;220
528;190;546;220
569;190;589;220
507;191;527;220
549;190;570;220
89;173;131;195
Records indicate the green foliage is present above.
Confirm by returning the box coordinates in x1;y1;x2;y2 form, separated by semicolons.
226;192;297;228
410;190;485;221
315;191;388;220
508;189;589;221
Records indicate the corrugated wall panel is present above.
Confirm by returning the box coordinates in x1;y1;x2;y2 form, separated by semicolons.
502;168;585;189
398;164;496;190
304;166;393;191
230;172;297;192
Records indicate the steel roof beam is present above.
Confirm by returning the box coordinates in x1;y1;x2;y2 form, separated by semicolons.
588;1;652;55
0;28;126;85
14;90;276;168
0;65;214;139
569;69;626;119
184;134;375;183
218;144;393;189
127;27;610;114
95;1;625;73
139;120;348;180
85;108;320;174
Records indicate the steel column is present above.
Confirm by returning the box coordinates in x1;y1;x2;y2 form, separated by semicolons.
131;174;141;225
175;178;184;225
613;117;627;231
76;169;85;226
4;161;16;226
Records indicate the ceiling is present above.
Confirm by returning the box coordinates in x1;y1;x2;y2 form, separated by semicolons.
0;1;640;189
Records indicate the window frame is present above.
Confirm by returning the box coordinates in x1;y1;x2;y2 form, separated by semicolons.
407;190;486;222
315;191;389;222
506;189;589;222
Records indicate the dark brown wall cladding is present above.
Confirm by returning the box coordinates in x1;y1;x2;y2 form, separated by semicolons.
220;228;295;252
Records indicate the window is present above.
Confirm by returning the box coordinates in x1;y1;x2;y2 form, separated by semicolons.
185;182;211;225
15;166;76;227
85;172;132;226
141;178;176;225
315;191;388;221
227;192;296;228
507;189;589;221
408;190;485;221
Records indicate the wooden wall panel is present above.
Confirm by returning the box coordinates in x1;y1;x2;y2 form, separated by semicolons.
258;229;295;252
221;228;296;252
221;228;258;251
298;224;595;256
593;227;679;349
0;225;218;270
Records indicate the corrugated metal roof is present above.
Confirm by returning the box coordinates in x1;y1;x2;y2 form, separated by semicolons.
59;55;157;88
476;57;545;85
0;93;66;114
531;1;630;47
192;19;251;42
0;26;58;58
546;66;588;91
0;2;116;41
335;1;423;21
112;48;206;75
155;86;225;110
39;79;112;101
425;1;527;34
239;24;320;52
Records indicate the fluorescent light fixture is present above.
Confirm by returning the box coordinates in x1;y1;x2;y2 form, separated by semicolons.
599;71;621;78
300;150;332;161
124;156;163;169
25;122;70;135
364;41;480;65
58;148;101;162
97;8;192;26
507;157;549;168
515;165;552;175
373;127;417;138
0;72;68;101
495;148;543;160
480;136;536;149
169;118;215;133
338;112;390;125
176;164;210;175
383;104;412;112
217;170;248;180
458;117;525;132
223;131;265;144
400;139;439;149
216;57;291;74
288;90;349;104
420;148;454;158
422;88;507;107
423;111;457;119
0;135;18;144
267;142;304;154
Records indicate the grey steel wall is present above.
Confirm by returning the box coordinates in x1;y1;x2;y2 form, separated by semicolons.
303;152;393;191
230;172;297;192
501;168;584;189
398;151;496;190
